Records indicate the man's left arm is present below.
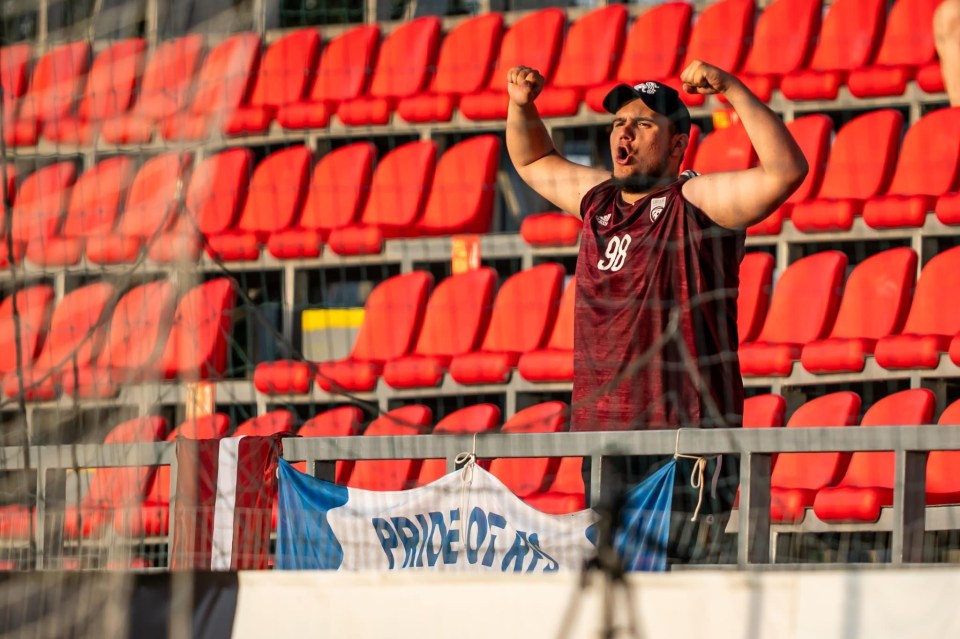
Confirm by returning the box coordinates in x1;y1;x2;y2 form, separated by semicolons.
679;61;809;231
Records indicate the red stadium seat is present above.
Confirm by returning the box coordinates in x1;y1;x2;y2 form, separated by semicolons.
517;275;575;382
235;410;297;437
780;0;886;100
692;122;756;175
415;135;500;236
267;142;375;259
936;190;960;225
739;251;846;376
744;394;787;429
737;252;774;345
748;115;831;236
813;389;935;523
326;141;436;255
769;392;861;523
801;248;916;373
295;406;365;485
383;268;496;389
848;0;942;98
535;6;628;118
862;108;960;228
347;405;433;491
277;25;379;130
417;404;502;485
449;263;564;385
161;33;261;141
205;146;311;261
154;278;236;381
489;402;568;498
27;156;136;266
0;285;55;376
1;163;15;206
917;61;945;94
925;401;960;506
525;456;586;515
4;41;91;146
585;2;692;113
2;282;115;400
459;9;565;121
519;212;581;247
790;110;902;232
85;152;193;264
226;29;321;135
100;35;205;144
875;246;960;369
396;14;503;123
43;38;146;145
0;162;77;266
0;43;31;100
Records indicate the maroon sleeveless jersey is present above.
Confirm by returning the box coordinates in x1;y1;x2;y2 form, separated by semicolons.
571;174;745;432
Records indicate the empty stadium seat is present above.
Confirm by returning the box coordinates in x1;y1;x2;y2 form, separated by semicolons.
415;135;500;236
736;252;774;345
85;152;194;264
396;14;503;123
417;404;502;484
768;392;861;523
489;402;568;499
691;122;757;175
0;161;77;266
519;212;582;247
848;0;942;98
459;9;565;121
779;0;886;100
326;141;436;255
743;394;788;429
347;405;433;491
295;406;365;484
161;33;261;141
524;456;586;515
277;25;379;130
0;285;55;376
100;35;205;144
917;61;946;95
383;268;496;389
235;410;297;437
43;38;146;145
517;275;575;382
27;156;136;266
813;389;935;523
925;400;960;506
205;146;311;261
790;110;902;232
449;263;564;385
936;188;960;225
862;108;960;228
875;246;960;369
154;278;236;381
585;2;692;113
801;248;916;373
739;252;846;376
535;5;628;118
0;43;31;100
226;29;321;135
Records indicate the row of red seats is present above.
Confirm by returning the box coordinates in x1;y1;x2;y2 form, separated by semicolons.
744;389;960;523
0;0;948;145
522;105;960;246
0;277;235;401
0;135;498;266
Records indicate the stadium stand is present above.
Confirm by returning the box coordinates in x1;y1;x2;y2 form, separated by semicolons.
736;252;774;345
346;405;433;491
417;404;502;484
488;401;568;503
517;275;576;383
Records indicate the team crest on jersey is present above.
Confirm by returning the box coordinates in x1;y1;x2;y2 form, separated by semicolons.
650;196;667;223
596;213;612;227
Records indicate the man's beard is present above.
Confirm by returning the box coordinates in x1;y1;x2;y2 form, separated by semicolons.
610;171;670;194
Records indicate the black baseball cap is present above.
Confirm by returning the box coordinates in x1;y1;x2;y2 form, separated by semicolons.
602;81;692;135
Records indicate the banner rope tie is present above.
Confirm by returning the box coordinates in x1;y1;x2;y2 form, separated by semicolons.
674;429;707;522
454;434;480;560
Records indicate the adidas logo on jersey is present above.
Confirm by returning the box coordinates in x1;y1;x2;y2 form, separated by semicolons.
597;213;612;227
650;197;666;223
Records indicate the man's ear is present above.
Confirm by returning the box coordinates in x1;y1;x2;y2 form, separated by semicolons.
673;133;689;158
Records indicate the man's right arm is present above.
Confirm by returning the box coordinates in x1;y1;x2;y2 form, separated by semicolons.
505;66;609;220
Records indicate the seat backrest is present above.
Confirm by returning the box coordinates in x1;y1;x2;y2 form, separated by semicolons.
234;410;297;437
885;108;960;197
692;123;756;174
682;0;755;72
481;263;565;353
85;416;168;507
7;161;77;244
299;142;375;233
418;404;501;485
413;267;496;358
551;5;627;90
742;0;821;75
743;394;787;428
98;280;177;372
155;278;236;380
808;0;886;72
116;152;193;238
33;282;115;373
77;38;146;122
483;9;565;90
185;148;252;235
187;32;260;116
927;400;960;494
545;276;576;351
237;146;311;236
756;251;847;344
347;405;433;491
417;135;500;235
837;389;935;489
247;29;320;110
351;271;433;362
299;406;364;437
900;246;960;336
367;17;440;99
359;140;436;229
784;115;832;205
616;2;692;83
429;13;502;95
62;156;137;239
133;35;205;119
873;0;941;67
18;41;90;121
827;248;916;340
771;391;861;489
0;285;55;374
737;252;774;345
309;24;379;103
489;402;568;497
816;109;902;200
0;43;31;99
